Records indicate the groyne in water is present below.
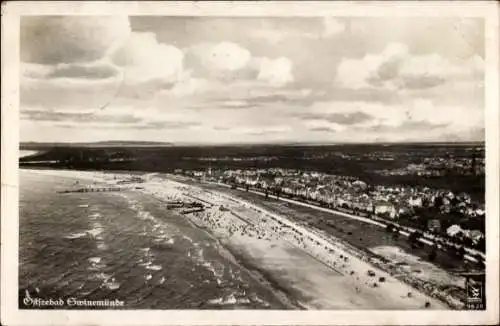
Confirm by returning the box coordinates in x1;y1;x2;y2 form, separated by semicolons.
57;187;132;194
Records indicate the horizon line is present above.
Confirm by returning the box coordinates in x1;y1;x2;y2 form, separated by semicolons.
19;140;486;146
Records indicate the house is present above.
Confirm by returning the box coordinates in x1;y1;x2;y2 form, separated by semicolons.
245;177;259;186
427;219;441;233
408;196;423;208
257;180;268;189
352;180;368;190
468;230;484;244
446;224;462;237
374;201;397;219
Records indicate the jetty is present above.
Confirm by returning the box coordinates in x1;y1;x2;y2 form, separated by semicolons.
180;207;205;215
57;186;129;194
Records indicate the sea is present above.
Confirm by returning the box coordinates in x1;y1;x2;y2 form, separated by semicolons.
19;169;286;309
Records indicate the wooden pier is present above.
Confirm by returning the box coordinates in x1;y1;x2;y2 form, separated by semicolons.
180;207;205;215
57;186;128;194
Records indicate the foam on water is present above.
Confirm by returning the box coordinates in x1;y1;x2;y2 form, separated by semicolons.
207;293;251;306
87;227;103;238
92;272;113;281
64;232;87;239
251;294;271;307
97;243;108;250
146;265;163;271
102;279;120;290
88;263;107;271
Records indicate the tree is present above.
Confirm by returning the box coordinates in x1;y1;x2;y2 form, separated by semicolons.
429;245;437;261
457;245;466;260
392;229;399;240
434;196;444;208
409;231;422;248
476;237;485;252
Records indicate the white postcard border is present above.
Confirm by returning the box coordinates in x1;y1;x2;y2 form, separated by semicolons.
1;2;499;325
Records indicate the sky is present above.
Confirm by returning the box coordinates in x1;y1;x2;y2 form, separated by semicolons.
20;16;485;144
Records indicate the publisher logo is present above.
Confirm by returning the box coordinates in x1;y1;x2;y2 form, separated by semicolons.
466;279;485;309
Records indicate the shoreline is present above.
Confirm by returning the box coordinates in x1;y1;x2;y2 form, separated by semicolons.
146;193;303;310
20;168;458;309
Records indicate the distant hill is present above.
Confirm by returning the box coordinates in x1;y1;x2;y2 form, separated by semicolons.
20;141;174;149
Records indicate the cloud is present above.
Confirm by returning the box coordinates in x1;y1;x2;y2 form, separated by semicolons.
21;16;131;64
322;17;345;37
187;42;253;78
185;42;295;88
48;61;121;80
51;121;200;130
217;100;254;109
297;111;374;125
233;125;292;136
19;17;485;144
205;42;251;71
21;17;187;106
20;109;141;124
249;27;319;43
21;63;54;79
336;42;484;91
20;104;204;133
22;60;122;82
109;32;184;84
365;120;449;133
308;126;337;133
160;76;212;98
304;119;347;133
21;75;124;111
257;57;294;87
301;98;483;136
134;121;201;130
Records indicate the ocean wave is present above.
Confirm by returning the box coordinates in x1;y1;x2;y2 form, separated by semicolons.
102;279;120;290
146;265;163;271
87;227;103;238
207;293;251;306
64;232;87;239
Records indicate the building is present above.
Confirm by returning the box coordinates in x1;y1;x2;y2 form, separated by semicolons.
446;224;462;237
374;201;397;219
